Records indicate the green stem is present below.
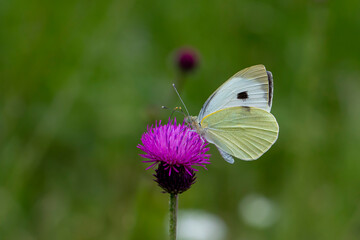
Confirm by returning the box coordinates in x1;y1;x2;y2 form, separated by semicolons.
169;193;178;240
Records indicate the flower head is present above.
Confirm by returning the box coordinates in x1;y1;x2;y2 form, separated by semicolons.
138;118;210;193
138;118;210;174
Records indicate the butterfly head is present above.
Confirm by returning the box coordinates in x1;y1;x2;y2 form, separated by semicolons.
185;115;196;125
185;116;205;136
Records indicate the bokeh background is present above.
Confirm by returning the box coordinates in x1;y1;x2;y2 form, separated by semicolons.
1;0;360;239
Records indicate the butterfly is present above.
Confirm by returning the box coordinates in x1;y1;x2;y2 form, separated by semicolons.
183;64;279;163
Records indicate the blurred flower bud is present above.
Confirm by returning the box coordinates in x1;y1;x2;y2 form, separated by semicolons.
175;48;199;73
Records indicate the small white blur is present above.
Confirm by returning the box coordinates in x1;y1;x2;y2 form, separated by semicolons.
238;193;279;229
176;209;227;240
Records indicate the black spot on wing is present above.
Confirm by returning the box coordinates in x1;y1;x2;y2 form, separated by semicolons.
243;106;251;112
237;91;248;100
267;71;273;107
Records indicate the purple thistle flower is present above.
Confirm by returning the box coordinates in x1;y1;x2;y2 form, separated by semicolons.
138;118;211;193
138;118;210;174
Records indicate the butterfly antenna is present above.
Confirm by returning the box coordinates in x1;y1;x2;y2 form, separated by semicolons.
162;106;186;119
172;83;190;117
170;107;186;118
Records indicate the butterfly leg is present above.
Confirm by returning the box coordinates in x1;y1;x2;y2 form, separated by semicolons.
200;135;206;144
187;129;207;145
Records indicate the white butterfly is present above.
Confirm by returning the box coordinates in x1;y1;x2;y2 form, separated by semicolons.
182;64;279;164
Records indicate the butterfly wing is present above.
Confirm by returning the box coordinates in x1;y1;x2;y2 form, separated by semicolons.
216;146;235;164
198;65;273;120
201;106;279;161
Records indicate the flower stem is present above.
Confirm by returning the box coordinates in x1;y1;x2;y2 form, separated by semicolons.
169;193;178;240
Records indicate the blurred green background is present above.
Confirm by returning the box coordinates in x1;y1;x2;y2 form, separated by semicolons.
1;0;360;239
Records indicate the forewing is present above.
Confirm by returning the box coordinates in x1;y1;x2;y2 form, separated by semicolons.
201;106;279;161
198;65;273;120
